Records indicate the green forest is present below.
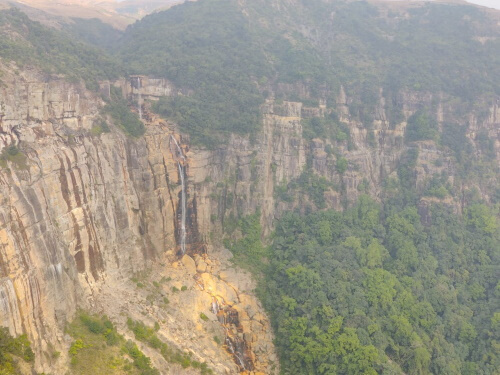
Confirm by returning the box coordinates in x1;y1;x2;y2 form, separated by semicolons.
120;0;268;146
115;0;500;146
261;196;499;374
1;1;499;145
0;8;122;90
0;0;498;374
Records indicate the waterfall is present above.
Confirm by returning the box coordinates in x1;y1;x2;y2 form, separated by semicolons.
212;297;226;324
177;162;187;255
170;135;185;162
210;297;250;371
170;136;187;255
225;335;247;371
211;298;220;315
136;77;142;120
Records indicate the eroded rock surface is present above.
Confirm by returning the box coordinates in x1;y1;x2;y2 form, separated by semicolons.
0;64;498;374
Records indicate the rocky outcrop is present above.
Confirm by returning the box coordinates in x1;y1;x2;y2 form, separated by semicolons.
190;100;307;236
92;247;278;375
189;88;498;237
0;63;176;372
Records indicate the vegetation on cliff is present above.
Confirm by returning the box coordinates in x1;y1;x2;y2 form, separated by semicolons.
223;211;268;273
67;312;159;375
0;1;497;374
100;87;145;138
103;101;145;138
2;0;498;145
120;0;267;147
0;328;34;374
127;318;213;374
0;144;28;170
115;0;499;146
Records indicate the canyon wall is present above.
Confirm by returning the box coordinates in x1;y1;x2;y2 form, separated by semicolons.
0;64;181;372
0;63;285;374
188;88;498;238
0;64;498;373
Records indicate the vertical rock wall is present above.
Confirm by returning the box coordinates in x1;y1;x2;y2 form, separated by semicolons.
0;66;186;372
0;65;497;373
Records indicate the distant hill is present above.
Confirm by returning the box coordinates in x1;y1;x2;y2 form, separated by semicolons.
0;7;123;88
114;0;500;145
5;0;193;29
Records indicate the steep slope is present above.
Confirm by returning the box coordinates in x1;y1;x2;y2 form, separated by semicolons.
0;7;123;89
115;1;499;374
115;0;499;146
0;63;279;374
0;0;498;374
0;9;278;374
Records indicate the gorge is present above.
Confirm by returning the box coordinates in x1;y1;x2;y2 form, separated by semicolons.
0;0;499;374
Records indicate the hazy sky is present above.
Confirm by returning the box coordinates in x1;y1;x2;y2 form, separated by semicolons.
466;0;500;9
113;0;500;11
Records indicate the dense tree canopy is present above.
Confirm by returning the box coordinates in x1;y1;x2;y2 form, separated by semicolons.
261;196;499;374
114;0;499;145
2;1;499;146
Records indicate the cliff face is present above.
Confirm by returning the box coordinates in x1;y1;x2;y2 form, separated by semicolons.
0;64;498;374
0;63;280;374
190;87;498;237
190;100;307;237
0;64;168;370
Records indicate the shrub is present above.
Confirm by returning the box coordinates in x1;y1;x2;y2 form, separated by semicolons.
102;88;144;138
0;144;28;170
122;340;158;374
127;318;213;373
336;157;348;174
69;339;86;356
406;110;439;142
200;313;209;322
90;120;110;136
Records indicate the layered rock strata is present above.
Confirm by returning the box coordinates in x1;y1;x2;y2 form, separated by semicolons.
0;64;498;373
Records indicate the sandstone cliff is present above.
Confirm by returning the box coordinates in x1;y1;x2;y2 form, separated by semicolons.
0;62;498;374
0;64;277;374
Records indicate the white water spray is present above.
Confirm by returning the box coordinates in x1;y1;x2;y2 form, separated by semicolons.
211;299;220;315
209;297;248;370
177;163;186;255
170;135;187;255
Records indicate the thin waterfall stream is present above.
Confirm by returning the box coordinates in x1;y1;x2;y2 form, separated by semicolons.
226;335;247;371
170;135;187;255
210;296;248;371
136;77;142;120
